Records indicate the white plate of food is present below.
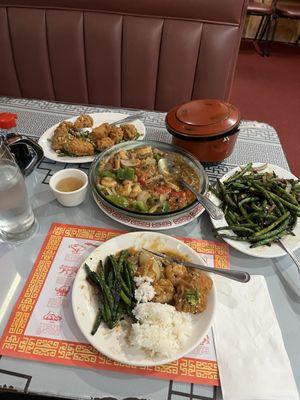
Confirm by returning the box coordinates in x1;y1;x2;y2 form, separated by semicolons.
209;163;300;258
38;112;146;163
72;232;216;366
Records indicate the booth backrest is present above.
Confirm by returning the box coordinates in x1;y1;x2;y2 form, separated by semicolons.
0;0;248;111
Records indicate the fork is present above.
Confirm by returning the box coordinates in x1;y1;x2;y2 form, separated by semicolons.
79;112;145;134
278;239;300;273
143;248;250;283
110;112;145;126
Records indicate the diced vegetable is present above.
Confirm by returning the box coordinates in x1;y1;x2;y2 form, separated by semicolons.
153;153;162;162
116;167;135;181
105;194;129;208
162;202;169;213
100;170;116;179
135;200;148;212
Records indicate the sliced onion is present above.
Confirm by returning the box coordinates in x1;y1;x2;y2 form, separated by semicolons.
120;158;140;167
149;204;160;213
142;158;156;165
137;190;151;202
145;175;161;184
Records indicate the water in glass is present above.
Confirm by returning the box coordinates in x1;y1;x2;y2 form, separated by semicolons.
0;156;36;241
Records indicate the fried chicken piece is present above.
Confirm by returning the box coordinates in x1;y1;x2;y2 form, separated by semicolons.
90;123;110;142
51;131;69;151
108;125;123;143
174;271;212;314
63;138;94;156
74;114;93;130
96;137;115;151
51;121;75;150
121;124;138;140
57;121;75;134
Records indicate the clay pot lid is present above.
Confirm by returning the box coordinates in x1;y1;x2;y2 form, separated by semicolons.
166;99;241;139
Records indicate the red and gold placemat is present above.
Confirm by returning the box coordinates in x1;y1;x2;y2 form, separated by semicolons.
0;223;230;386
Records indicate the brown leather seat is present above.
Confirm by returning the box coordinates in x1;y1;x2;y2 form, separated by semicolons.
276;4;300;19
248;1;272;15
0;0;248;111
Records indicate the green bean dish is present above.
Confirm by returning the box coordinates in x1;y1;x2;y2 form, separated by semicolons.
212;163;300;248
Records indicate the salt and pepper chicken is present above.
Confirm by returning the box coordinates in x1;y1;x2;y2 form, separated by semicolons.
50;114;139;156
97;145;200;213
129;249;212;314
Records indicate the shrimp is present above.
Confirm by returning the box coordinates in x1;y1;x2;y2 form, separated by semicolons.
113;154;121;170
100;177;117;188
117;180;133;196
164;263;187;285
133;146;152;158
129;184;142;198
153;279;174;303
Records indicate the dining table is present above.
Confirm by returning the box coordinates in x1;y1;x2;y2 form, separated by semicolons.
0;95;299;400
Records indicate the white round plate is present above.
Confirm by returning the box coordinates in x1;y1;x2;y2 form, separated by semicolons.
209;163;300;258
38;112;146;163
92;192;205;230
72;232;216;367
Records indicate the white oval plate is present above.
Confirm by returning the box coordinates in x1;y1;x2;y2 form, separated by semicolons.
92;192;205;230
38;112;146;163
210;163;300;258
72;232;216;366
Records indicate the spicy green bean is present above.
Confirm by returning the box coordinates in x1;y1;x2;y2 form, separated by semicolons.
213;164;299;247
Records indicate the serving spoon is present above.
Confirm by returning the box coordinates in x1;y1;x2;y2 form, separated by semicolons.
143;248;250;283
158;157;224;220
79;112;145;134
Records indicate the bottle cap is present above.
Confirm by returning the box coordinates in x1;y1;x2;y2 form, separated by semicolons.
0;113;17;129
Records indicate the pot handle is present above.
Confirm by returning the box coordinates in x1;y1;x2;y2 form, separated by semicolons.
8;137;44;176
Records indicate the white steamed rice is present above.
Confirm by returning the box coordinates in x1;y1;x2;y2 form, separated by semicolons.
130;302;192;358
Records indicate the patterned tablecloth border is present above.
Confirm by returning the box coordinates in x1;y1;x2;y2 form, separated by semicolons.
0;223;230;386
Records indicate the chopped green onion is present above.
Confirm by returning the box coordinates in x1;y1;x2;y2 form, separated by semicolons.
185;288;200;306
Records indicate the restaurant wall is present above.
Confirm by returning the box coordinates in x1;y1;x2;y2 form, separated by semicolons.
243;0;300;42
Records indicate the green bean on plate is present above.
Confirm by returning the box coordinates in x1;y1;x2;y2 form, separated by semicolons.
84;249;136;334
210;163;300;257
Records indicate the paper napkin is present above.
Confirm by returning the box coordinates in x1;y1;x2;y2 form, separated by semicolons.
213;275;299;400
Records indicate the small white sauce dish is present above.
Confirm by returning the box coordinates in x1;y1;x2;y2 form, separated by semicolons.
49;169;88;207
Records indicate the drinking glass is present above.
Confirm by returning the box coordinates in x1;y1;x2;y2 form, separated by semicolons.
0;137;37;241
